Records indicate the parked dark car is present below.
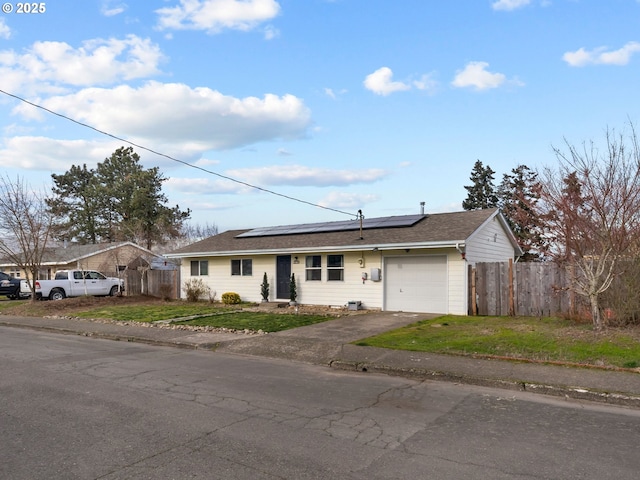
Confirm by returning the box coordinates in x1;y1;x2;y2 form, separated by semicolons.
0;271;21;299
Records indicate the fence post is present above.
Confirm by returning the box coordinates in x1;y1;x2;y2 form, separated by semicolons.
471;266;477;316
508;258;515;316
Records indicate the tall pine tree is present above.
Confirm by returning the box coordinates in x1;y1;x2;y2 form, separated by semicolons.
48;146;190;249
47;164;103;244
497;164;545;261
462;160;498;210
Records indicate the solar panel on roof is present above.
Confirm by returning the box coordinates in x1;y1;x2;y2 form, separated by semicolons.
236;214;425;238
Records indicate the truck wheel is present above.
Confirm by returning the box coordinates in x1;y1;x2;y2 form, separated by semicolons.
49;288;66;301
109;286;119;297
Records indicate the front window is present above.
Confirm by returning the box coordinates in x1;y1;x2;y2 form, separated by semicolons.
305;255;321;281
327;255;344;281
190;260;209;276
231;259;253;276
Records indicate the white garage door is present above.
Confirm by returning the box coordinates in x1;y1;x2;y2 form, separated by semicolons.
384;255;448;313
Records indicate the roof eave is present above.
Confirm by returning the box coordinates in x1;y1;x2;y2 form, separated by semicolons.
164;240;467;258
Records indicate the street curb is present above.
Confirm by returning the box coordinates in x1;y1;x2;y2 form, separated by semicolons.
5;319;640;409
0;321;204;350
329;359;640;409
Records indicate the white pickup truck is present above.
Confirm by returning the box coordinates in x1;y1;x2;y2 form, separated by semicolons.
25;270;124;300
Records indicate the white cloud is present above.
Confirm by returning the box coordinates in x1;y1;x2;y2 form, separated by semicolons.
1;81;312;171
318;192;379;209
451;61;507;90
492;0;531;11
14;82;311;152
364;67;411;96
324;87;347;99
364;67;437;96
194;158;221;167
0;35;164;95
156;0;281;34
0;137;125;171
167;165;388;198
167;177;251;195
563;42;640;67
0;18;11;39
101;1;127;16
412;74;438;93
263;25;280;40
225;164;388;187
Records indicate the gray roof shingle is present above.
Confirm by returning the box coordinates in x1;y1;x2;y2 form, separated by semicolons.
167;209;504;256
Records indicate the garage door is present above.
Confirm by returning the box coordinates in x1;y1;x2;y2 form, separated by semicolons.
384;256;448;313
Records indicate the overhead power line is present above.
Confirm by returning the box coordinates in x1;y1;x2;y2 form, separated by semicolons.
0;88;358;219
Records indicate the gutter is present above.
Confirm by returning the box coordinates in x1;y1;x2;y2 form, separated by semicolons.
164;241;469;258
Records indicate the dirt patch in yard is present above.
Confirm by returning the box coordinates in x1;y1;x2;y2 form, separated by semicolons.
1;295;171;318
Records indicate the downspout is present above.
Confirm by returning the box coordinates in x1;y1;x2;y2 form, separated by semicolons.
456;242;469;316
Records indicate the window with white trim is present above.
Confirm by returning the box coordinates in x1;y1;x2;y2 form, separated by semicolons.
305;255;321;281
231;259;253;276
327;255;344;281
190;260;209;276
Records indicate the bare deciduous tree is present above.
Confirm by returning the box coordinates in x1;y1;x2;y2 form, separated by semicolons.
163;221;219;251
0;176;55;301
538;125;640;330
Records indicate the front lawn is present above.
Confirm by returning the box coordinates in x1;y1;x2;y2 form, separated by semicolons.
174;312;334;333
0;295;337;333
355;315;640;369
71;302;333;332
0;299;27;312
74;303;239;322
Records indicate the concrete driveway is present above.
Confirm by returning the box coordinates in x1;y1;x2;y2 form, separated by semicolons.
215;310;438;364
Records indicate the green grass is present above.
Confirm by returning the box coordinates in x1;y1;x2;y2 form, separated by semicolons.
0;299;27;311
74;303;241;322
355;315;640;369
8;296;640;368
174;312;334;333
73;303;334;333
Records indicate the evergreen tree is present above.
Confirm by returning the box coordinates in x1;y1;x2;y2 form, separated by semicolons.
47;146;190;249
462;160;498;210
261;272;270;302
497;165;545;261
47;164;103;244
289;273;297;303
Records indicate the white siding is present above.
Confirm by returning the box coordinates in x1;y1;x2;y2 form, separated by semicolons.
180;252;385;308
181;256;274;302
446;251;467;315
291;251;384;308
465;216;516;264
180;248;469;314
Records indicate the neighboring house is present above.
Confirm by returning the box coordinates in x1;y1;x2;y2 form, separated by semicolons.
0;241;162;280
165;209;523;314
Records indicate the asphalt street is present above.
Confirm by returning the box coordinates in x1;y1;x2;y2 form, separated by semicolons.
2;327;640;479
2;310;640;408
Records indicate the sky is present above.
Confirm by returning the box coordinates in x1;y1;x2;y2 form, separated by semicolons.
1;0;640;233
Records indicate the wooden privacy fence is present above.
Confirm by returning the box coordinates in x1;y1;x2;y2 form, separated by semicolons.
125;269;180;299
469;261;574;316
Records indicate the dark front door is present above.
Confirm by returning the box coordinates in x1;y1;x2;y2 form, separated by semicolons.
276;255;291;300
